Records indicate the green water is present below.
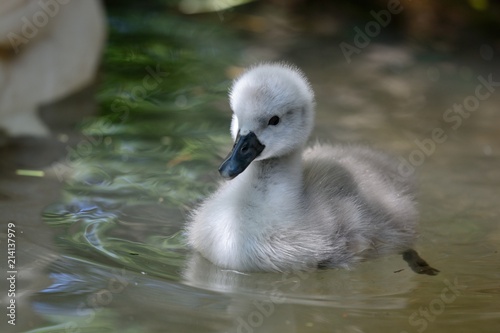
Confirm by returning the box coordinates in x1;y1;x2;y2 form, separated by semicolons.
22;2;500;333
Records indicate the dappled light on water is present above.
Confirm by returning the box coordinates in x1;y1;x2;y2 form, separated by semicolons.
26;1;500;332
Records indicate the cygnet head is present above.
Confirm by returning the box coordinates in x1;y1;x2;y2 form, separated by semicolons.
219;63;315;179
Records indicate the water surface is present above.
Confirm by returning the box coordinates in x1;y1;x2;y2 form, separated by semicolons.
12;2;500;332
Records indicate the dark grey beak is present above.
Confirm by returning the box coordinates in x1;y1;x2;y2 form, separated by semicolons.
219;132;265;180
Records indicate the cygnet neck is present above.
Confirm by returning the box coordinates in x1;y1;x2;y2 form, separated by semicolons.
242;147;304;191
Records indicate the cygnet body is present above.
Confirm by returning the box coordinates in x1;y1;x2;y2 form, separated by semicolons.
187;63;418;272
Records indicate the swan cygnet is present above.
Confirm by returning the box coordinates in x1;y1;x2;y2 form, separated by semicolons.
187;63;434;273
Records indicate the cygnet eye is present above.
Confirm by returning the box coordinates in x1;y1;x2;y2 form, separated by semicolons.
268;115;280;126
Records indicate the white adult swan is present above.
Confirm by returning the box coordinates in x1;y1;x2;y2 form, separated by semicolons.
187;63;437;274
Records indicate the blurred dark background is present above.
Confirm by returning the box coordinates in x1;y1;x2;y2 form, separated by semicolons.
105;0;500;56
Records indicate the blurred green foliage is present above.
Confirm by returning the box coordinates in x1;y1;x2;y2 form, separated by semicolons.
42;0;240;280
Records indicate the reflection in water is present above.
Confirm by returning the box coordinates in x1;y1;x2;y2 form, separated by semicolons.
32;251;421;332
44;200;189;281
31;256;233;332
183;252;418;310
28;1;500;333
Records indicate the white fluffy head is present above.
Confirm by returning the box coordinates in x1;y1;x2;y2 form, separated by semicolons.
229;63;315;160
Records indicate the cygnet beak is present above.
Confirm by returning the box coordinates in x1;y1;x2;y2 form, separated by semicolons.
219;131;265;179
